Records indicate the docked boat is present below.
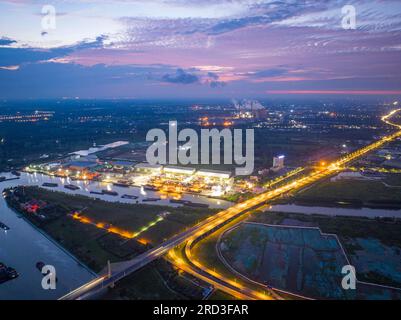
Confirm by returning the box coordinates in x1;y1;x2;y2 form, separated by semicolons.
42;182;58;188
121;194;138;200
64;184;80;190
169;199;189;204
102;190;118;196
90;191;103;195
11;171;21;177
113;181;130;188
143;197;160;202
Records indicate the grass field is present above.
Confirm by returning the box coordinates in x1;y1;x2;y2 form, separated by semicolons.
296;177;401;203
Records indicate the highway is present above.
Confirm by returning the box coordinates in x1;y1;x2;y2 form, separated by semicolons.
60;108;401;300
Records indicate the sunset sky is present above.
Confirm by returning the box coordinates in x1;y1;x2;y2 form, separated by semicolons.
1;0;401;99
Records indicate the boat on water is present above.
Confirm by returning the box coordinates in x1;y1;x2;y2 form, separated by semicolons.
11;171;21;177
102;190;118;196
42;182;58;188
143;197;160;202
113;181;131;188
0;263;19;284
121;194;138;200
0;222;10;231
169;199;188;204
90;191;103;195
64;184;80;191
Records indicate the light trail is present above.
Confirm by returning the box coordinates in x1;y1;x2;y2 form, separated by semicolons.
264;167;305;188
70;212;163;240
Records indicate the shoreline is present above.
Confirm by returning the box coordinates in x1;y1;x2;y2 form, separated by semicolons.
3;193;98;279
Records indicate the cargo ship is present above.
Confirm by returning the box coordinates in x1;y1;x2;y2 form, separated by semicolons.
121;194;138;200
64;184;80;190
90;191;103;195
143;197;160;202
144;185;158;191
169;199;188;204
102;190;118;196
113;181;131;188
42;182;58;188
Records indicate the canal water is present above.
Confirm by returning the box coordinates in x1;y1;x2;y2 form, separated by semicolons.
0;171;231;299
20;172;232;209
0;173;97;300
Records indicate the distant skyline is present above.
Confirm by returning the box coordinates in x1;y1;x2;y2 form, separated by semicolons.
1;0;401;99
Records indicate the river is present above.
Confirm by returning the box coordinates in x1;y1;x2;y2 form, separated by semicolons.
0;171;232;299
0;172;97;300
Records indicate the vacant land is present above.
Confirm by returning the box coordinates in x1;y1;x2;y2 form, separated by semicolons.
221;223;352;299
248;211;401;290
221;222;401;299
295;176;401;205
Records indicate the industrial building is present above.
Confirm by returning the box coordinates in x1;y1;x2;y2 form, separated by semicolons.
196;169;232;180
134;163;163;173
163;166;196;175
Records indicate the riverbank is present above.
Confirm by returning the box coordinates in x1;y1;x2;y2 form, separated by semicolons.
0;171;220;299
0;174;96;299
4;186;218;271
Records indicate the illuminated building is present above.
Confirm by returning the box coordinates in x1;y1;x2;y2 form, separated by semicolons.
163;166;196;175
134;163;163;173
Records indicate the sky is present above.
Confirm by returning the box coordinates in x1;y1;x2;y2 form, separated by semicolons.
0;0;401;99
